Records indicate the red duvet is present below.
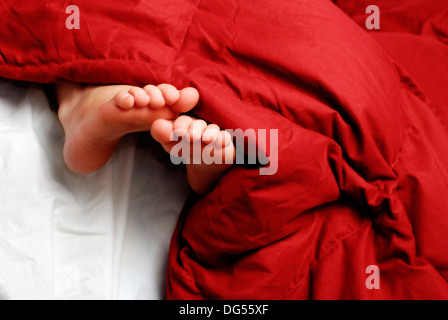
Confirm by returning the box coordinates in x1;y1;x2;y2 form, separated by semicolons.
1;0;448;299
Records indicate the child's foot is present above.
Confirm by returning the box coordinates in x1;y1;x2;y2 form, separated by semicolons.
56;82;199;174
151;115;236;195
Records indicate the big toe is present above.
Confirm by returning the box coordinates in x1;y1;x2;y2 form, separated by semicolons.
150;119;174;145
169;87;199;114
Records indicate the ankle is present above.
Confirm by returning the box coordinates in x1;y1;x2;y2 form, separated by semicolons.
56;82;88;123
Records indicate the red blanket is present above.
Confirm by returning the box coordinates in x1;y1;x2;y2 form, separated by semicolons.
1;0;448;299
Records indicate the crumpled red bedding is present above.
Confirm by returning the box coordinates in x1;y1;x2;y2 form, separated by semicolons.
1;0;448;299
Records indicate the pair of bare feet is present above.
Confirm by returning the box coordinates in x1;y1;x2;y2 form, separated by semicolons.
56;82;235;195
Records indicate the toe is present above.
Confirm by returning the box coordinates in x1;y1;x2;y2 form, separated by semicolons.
114;91;134;110
151;118;188;155
214;130;233;148
144;85;166;109
129;87;150;107
173;115;194;139
202;124;220;144
216;131;235;164
169;87;199;113
158;84;180;106
150;118;175;146
188;119;207;143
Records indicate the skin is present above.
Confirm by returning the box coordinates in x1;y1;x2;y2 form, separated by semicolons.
56;82;235;194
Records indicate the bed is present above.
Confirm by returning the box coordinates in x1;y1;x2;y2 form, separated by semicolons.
1;0;448;300
0;79;189;299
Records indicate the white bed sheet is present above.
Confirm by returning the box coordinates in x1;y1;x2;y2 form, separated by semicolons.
0;79;190;300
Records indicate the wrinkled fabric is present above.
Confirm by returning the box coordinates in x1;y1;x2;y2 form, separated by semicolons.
1;0;448;299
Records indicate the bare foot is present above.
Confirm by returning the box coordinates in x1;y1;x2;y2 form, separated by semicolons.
56;82;199;174
151;115;236;195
